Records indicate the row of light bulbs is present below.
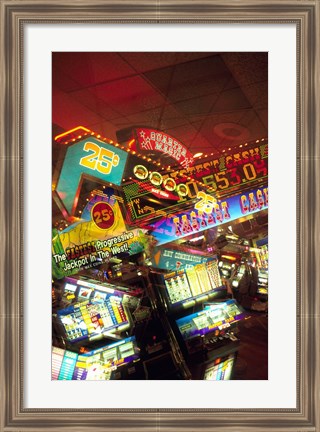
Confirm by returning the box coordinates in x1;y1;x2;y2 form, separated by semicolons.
56;127;267;175
55;128;268;223
193;138;267;162
57;128;223;195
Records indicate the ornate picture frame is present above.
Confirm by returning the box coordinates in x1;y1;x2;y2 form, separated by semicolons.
1;1;319;430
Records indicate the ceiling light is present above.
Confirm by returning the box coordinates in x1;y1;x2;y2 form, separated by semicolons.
194;152;203;158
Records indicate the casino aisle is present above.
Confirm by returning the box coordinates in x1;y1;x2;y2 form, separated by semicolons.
233;312;268;380
51;52;268;382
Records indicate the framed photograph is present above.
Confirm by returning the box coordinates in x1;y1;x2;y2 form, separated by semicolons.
1;1;319;431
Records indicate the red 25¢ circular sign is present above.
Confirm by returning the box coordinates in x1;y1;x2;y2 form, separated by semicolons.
91;202;115;230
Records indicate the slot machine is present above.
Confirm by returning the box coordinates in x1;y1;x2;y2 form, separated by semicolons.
174;299;247;379
149;258;240;379
52;336;142;380
230;263;247;289
53;273;187;379
257;268;268;299
150;258;227;314
53;276;140;348
202;351;237;381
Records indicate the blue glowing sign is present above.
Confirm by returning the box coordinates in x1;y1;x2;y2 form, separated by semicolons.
151;186;268;245
56;137;128;214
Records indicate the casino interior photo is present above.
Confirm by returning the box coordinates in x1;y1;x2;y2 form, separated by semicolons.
52;52;268;381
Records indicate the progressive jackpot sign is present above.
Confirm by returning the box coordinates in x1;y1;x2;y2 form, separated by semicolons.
52;191;149;279
150;186;268;245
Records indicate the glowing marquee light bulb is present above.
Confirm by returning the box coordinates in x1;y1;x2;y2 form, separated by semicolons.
193;152;203;158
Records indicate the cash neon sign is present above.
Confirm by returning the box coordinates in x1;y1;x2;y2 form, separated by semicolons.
150;186;268;245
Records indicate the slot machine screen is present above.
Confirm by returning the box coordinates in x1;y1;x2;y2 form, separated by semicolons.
162;261;224;308
80;336;140;380
51;346;65;379
64;283;77;293
88;336;139;366
58;291;130;343
194;263;212;293
57;349;78;380
52;337;140;381
176;299;246;340
92;290;107;303
203;353;235;380
257;269;268;295
164;271;193;304
61;282;78;304
78;286;93;300
231;264;246;288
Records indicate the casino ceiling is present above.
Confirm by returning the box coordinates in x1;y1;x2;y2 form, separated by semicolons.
52;52;268;158
52;52;268;239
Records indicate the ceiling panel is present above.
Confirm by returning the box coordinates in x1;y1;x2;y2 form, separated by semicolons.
53;52;137;89
240;82;268;110
211;87;251;113
52;89;105;130
174;94;218;118
87;75;167;116
144;55;237;103
222;52;268;86
52;66;81;92
52;52;268;157
165;123;199;147
70;88;125;121
120;52;213;73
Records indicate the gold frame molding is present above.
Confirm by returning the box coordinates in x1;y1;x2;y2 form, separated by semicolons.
1;1;319;431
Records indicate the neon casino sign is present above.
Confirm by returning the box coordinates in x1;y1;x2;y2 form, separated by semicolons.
150;186;268;246
52;191;149;279
118;127;195;169
55;135;128;215
120;141;268;227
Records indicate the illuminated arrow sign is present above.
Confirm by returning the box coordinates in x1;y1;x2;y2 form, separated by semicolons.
56;137;128;215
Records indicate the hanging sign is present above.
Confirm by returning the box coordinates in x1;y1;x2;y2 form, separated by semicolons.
150;186;268;246
134;128;195;168
116;126;194;169
52;191;150;279
56;136;128;215
151;247;212;271
120;143;268;226
164;142;268;197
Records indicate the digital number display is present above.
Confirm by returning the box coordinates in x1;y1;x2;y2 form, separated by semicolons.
122;144;268;225
201;159;267;192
